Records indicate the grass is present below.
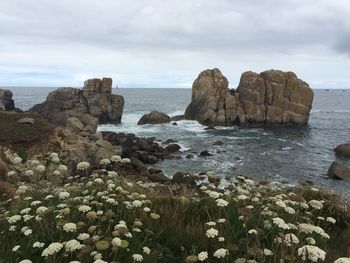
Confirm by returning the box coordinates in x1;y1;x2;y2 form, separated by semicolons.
0;155;350;263
0;111;55;145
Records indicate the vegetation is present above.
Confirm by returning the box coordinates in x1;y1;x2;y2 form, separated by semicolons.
0;112;54;145
0;154;350;263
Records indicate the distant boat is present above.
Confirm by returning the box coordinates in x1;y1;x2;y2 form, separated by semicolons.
115;84;119;89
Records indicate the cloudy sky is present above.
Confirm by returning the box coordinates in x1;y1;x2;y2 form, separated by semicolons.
0;0;349;89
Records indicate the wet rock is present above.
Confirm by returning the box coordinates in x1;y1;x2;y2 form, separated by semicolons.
327;161;350;181
163;139;178;144
17;118;34;125
186;154;194;159
137;111;170;125
199;150;213;157
170;114;185;121
334;144;350;158
148;168;171;183
166;144;181;152
172;122;178;125
204;125;216;130
172;172;197;187
213;140;224;146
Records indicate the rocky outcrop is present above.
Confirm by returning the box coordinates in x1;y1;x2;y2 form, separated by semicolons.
30;78;124;126
327;161;350;181
185;68;314;126
0;89;15;111
334;144;350;158
137;111;170;125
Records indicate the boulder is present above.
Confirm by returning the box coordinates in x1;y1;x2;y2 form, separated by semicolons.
166;144;181;152
66;117;85;132
172;172;197;187
327;161;350;181
17;118;35;125
30;78;124;125
334;144;350;158
170;115;185;121
185;68;314;126
137;111;170;125
0;89;15;111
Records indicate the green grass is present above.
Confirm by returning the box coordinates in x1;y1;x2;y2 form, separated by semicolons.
0;111;55;145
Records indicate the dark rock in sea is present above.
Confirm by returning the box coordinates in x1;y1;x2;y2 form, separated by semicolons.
137;111;170;125
213;140;224;146
170;114;185;121
166;144;181;152
199;150;213;157
0;89;15;111
163;139;178;144
185;68;314;126
186;154;194;159
172;172;197;187
30;78;124;126
204;125;216;130
334;144;350;158
327;161;350;180
172;122;178;125
148;168;171;183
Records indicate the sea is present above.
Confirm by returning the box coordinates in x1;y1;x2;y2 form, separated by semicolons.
6;87;350;193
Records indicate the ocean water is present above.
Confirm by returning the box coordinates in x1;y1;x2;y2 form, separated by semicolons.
7;87;350;193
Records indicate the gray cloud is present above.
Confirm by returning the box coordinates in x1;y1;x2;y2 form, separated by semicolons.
0;0;349;88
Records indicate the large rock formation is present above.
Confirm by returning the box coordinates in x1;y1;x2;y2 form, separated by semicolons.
30;78;124;125
185;68;314;126
334;144;350;158
0;89;15;111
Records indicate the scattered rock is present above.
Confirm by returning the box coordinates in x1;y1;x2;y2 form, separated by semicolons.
89;133;103;141
0;89;15;111
172;122;178;126
204;125;216;130
186;154;194;159
327;161;350;181
148;168;171;183
17;118;35;125
185;68;314;126
213;140;224;146
170;115;185;121
163;139;178;144
199;150;213;157
137;111;170;125
172;172;197;187
30;77;124;125
166;144;181;153
334;144;350;158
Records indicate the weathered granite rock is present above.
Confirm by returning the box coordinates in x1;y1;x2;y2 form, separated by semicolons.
327;161;350;181
137;111;170;125
30;78;124;125
17;118;35;125
334;144;350;158
0;89;15;111
185;68;314;126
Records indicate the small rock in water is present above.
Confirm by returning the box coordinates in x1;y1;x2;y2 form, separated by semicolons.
213;140;224;146
334;143;350;158
172;122;178;125
327;161;350;181
166;144;181;152
204;125;216;130
199;150;213;157
186;154;194;159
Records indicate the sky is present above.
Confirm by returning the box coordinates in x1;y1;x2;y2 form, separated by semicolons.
0;0;349;89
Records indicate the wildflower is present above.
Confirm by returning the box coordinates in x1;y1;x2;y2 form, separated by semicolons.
276;200;287;208
326;217;336;224
36;165;46;173
31;200;42;206
12;156;22;164
42;242;63;256
206;228;219;238
100;159;110;165
63;223;77;232
51;156;60;163
9;225;16;231
306;237;316;245
19;260;32;263
238;194;248;200
150;213;160;220
206;221;216;226
198;251;208;261
7;171;16;177
36;206;48;214
111;155;122;162
284;206;296;214
121;158;131;164
218;237;225;242
334;258;350;263
143;207;151;212
45;195;54;200
216;198;229;207
111;237;122;247
272;217;290;230
284;233;299;246
16;185;29;194
297;245;326;262
248;229;258;235
53;170;61;176
12;245;20;252
77;233;90;241
308;200;323;210
65;239;82;252
217;218;226;223
8;215;21;224
78;205;92;212
50;153;58;158
59;191;70;199
96;240;110;250
213;248;228;258
33;242;45;248
263;249;273;256
77;161;90;171
58;164;68;171
143;246;151;254
25;170;34;176
132;254;143;262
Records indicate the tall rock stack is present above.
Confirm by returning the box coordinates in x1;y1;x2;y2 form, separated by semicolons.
185;68;314;126
0;89;15;111
30;77;124;125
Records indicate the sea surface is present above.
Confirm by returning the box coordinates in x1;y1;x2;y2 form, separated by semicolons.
6;86;350;193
